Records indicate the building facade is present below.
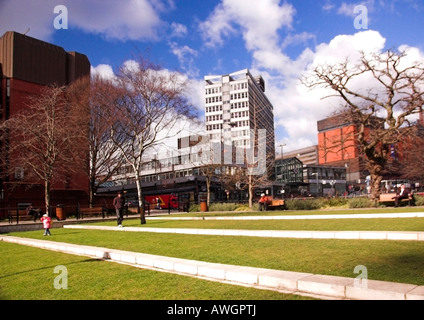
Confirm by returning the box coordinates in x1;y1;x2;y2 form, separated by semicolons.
317;114;368;186
99;70;278;205
204;69;275;174
0;31;90;216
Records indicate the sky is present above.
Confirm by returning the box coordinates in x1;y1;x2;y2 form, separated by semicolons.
1;0;424;154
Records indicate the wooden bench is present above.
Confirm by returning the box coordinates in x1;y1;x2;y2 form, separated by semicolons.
268;198;285;210
260;197;285;211
8;209;35;223
379;193;414;206
77;206;107;219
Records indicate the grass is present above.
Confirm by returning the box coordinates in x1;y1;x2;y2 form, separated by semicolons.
0;241;311;300
176;206;424;219
3;207;424;299
7;224;424;286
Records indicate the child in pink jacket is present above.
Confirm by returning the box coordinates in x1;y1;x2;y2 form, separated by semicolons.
40;213;52;236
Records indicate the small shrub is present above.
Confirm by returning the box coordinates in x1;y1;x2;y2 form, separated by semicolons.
348;197;375;208
414;195;424;206
322;197;348;208
285;198;322;210
234;205;253;212
189;204;200;212
208;203;239;212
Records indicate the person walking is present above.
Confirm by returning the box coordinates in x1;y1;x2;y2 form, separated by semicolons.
113;191;126;227
40;213;52;236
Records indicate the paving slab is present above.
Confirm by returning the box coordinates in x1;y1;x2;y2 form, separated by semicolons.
298;275;354;299
345;279;418;300
406;286;424;300
64;225;424;242
258;270;313;291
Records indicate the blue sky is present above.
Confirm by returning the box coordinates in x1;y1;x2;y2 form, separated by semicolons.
1;0;423;153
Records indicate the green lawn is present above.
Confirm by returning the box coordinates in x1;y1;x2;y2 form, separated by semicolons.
3;207;424;300
0;241;311;300
7;224;424;286
180;207;424;217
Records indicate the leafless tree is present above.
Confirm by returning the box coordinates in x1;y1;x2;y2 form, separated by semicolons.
303;50;424;199
0;85;87;214
68;76;127;207
397;126;424;182
109;57;197;223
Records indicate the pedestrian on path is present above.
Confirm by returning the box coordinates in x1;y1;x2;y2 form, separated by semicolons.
40;213;52;236
113;191;126;227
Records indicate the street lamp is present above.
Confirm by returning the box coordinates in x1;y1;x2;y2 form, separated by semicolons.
279;144;286;159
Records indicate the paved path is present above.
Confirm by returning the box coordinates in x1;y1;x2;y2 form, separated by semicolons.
64;224;424;241
148;211;424;220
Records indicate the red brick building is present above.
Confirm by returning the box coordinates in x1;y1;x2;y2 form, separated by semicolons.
317;112;424;192
0;31;90;216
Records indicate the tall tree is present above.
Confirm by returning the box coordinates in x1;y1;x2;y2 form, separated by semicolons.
109;58;197;224
67;75;126;207
303;50;424;199
0;85;87;214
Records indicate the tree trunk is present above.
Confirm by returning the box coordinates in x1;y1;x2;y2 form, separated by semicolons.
206;176;211;207
367;157;385;201
136;178;146;224
248;175;253;208
369;173;383;201
45;180;51;217
89;180;95;208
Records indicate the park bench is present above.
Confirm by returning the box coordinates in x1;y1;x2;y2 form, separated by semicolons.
259;197;285;211
267;198;286;210
8;209;33;223
378;193;414;206
77;206;108;219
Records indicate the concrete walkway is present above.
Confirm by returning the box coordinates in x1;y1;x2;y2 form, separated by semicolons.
64;224;424;241
1;234;423;300
148;211;424;220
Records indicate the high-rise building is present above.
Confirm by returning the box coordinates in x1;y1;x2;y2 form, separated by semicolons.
204;69;275;174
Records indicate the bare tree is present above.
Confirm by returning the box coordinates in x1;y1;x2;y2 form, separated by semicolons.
68;76;127;207
0;85;87;214
303;50;424;199
397;126;424;181
109;58;197;223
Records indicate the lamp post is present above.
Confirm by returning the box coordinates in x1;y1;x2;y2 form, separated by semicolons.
279;144;286;159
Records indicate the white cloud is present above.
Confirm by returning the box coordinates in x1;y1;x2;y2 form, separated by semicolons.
0;0;57;40
264;30;389;152
169;42;199;77
199;0;295;52
0;0;166;42
170;22;188;38
69;0;164;41
91;64;116;80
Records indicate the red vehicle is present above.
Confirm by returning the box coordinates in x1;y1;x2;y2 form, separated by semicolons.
145;194;179;209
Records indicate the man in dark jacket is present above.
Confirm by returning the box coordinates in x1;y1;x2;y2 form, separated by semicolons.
113;191;126;227
393;184;412;207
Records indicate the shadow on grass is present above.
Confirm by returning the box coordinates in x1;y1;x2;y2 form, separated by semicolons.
0;258;101;280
